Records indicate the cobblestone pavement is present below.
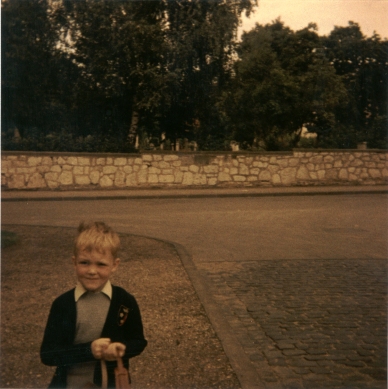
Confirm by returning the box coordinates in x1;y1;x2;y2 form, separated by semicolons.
199;259;387;389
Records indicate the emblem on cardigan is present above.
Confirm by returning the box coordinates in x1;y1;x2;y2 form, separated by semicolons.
118;305;129;326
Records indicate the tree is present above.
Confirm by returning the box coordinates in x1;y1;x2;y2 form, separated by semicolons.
2;0;258;151
2;0;65;137
223;20;348;149
323;22;388;148
158;0;258;148
51;0;167;145
53;0;257;149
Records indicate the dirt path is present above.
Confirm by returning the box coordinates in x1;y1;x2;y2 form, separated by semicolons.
1;225;240;389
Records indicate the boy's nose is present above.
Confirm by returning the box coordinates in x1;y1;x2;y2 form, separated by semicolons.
88;266;97;275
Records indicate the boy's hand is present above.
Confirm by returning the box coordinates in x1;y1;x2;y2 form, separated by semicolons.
91;338;111;359
102;342;126;361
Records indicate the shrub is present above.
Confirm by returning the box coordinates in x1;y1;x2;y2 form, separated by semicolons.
1;231;19;249
1;131;138;153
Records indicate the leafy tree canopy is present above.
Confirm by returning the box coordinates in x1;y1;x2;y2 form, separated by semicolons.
223;19;349;149
2;3;386;151
323;22;388;148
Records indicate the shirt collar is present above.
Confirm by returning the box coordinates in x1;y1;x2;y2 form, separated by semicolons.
74;280;112;302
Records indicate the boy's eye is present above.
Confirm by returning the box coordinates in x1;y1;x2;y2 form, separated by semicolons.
98;263;107;267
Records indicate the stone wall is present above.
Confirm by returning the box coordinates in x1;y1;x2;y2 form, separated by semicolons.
2;150;388;190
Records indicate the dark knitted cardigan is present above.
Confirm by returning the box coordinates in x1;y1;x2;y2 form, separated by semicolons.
40;285;147;388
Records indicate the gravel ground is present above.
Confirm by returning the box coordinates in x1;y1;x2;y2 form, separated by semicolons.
1;225;240;389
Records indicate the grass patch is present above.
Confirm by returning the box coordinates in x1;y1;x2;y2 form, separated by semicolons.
1;231;19;249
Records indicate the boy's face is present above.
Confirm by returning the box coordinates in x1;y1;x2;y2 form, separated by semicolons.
72;249;119;292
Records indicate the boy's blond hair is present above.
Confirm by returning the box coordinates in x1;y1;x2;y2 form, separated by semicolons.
74;221;120;258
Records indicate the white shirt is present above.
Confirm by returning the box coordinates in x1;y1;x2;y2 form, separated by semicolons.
74;280;112;302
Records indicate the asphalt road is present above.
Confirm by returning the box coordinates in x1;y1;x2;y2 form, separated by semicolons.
2;193;387;388
2;194;387;262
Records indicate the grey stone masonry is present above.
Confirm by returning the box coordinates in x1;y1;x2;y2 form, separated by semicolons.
2;150;388;190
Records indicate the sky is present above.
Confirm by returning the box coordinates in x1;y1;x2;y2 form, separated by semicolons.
240;0;388;38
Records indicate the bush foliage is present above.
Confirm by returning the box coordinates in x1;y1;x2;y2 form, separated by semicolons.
2;1;387;151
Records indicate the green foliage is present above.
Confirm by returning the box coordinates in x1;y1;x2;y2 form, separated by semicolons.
2;0;66;134
361;115;388;149
1;131;137;153
297;137;317;149
159;0;257;142
2;3;386;151
197;135;231;152
2;0;257;151
322;23;388;147
314;124;358;149
1;231;19;249
223;20;350;150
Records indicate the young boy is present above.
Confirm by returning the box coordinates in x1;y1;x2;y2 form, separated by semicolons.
40;222;147;388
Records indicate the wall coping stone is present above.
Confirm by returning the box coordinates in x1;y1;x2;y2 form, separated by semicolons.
2;149;386;158
295;148;386;153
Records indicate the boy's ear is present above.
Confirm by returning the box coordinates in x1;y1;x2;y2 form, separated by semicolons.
112;258;120;271
72;256;76;266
